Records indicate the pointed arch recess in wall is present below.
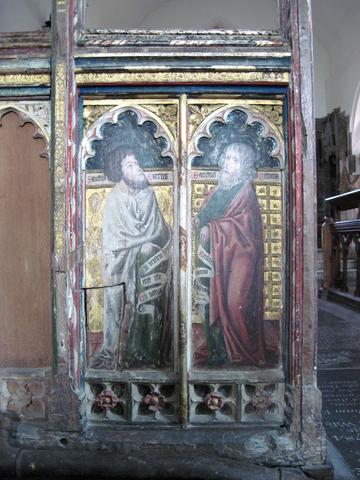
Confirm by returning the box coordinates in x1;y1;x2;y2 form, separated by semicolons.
0;102;50;158
0;107;52;368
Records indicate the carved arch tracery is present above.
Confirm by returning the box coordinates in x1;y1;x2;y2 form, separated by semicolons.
82;105;177;168
0;103;50;160
0;104;52;369
189;104;284;169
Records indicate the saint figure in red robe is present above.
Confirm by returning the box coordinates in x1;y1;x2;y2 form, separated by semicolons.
193;142;266;367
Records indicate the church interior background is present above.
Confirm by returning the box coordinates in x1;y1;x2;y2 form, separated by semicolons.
0;0;360;478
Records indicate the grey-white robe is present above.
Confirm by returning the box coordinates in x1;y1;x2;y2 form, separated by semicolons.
92;181;171;369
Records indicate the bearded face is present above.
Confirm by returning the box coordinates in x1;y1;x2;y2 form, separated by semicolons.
121;154;149;190
218;145;244;190
218;143;255;191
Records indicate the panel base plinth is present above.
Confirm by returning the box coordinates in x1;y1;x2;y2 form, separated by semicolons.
0;438;333;479
0;411;331;480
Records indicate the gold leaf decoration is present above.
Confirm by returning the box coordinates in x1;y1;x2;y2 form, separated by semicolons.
54;63;66;259
83;105;112;134
252;105;283;128
143;104;178;140
76;71;290;86
254;182;283;320
189;104;225;137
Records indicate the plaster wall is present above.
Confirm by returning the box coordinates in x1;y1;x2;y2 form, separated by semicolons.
0;0;50;32
325;6;360;116
0;1;359;124
312;0;360;118
86;0;278;30
313;35;330;118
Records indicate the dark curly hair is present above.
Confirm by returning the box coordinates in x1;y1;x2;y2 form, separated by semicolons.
103;145;142;182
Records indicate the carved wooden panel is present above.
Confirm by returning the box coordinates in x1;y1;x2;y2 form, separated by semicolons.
77;94;286;426
0;111;51;368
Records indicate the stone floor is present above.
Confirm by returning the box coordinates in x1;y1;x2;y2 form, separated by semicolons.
318;298;360;479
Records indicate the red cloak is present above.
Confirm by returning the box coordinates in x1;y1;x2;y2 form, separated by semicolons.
200;181;266;366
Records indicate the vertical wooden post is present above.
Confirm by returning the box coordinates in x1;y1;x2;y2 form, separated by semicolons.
278;0;290;40
340;234;351;292
354;233;360;296
290;0;326;463
321;217;334;292
332;229;341;288
179;94;188;426
52;0;68;373
52;0;82;391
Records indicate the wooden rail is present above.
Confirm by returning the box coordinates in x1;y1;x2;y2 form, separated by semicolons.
322;189;360;301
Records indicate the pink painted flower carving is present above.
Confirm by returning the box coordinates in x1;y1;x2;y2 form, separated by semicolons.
143;392;165;412
204;392;224;411
95;389;119;410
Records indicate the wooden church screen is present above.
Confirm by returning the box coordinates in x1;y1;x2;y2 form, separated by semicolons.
80;93;286;425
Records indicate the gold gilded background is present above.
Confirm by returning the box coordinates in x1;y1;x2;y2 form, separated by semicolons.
83;98;284;332
191;179;283;322
83;100;177;331
85;185;173;332
254;182;283;320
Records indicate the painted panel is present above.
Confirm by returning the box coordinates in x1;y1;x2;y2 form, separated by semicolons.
79;93;286;425
189;100;284;371
82;102;178;371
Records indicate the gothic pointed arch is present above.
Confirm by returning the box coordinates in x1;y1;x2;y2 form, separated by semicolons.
0;103;50;159
0;108;52;368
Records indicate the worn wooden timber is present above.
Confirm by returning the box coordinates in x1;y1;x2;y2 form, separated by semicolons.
0;0;329;477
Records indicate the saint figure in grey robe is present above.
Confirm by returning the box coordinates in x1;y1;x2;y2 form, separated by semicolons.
91;147;172;370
